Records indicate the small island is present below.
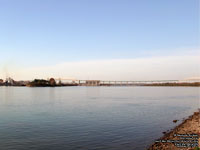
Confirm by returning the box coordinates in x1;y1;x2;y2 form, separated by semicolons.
27;78;78;87
0;78;78;87
27;78;56;87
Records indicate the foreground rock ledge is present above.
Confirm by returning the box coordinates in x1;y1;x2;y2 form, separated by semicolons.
148;110;200;150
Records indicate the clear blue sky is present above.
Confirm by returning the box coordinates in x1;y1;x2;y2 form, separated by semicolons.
0;0;199;78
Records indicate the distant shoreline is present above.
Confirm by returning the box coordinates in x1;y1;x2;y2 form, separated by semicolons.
0;82;200;87
137;82;200;87
1;78;200;87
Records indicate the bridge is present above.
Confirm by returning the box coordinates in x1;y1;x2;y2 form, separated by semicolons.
45;78;200;86
77;80;180;86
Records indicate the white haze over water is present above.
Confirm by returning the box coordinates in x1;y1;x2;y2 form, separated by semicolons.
1;54;199;81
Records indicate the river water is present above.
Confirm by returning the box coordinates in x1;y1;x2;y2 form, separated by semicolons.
0;86;199;150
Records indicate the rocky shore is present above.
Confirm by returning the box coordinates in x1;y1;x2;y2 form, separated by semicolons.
148;110;200;150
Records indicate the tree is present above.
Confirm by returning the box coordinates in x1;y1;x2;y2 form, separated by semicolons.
49;78;56;86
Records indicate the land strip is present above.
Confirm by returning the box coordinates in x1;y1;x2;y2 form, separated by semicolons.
148;110;200;150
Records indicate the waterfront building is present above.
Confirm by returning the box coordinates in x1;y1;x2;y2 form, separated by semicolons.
85;80;100;86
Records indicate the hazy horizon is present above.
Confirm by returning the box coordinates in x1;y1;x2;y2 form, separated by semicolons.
0;0;199;80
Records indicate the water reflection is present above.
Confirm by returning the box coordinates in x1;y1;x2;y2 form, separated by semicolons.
0;86;199;150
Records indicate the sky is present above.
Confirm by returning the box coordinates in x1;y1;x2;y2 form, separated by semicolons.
0;0;199;80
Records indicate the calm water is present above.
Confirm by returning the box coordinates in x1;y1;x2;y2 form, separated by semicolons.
0;86;199;150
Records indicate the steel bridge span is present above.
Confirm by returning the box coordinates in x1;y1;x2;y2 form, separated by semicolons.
53;78;197;86
78;80;179;86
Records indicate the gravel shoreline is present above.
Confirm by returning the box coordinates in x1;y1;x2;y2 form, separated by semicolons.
148;110;200;150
